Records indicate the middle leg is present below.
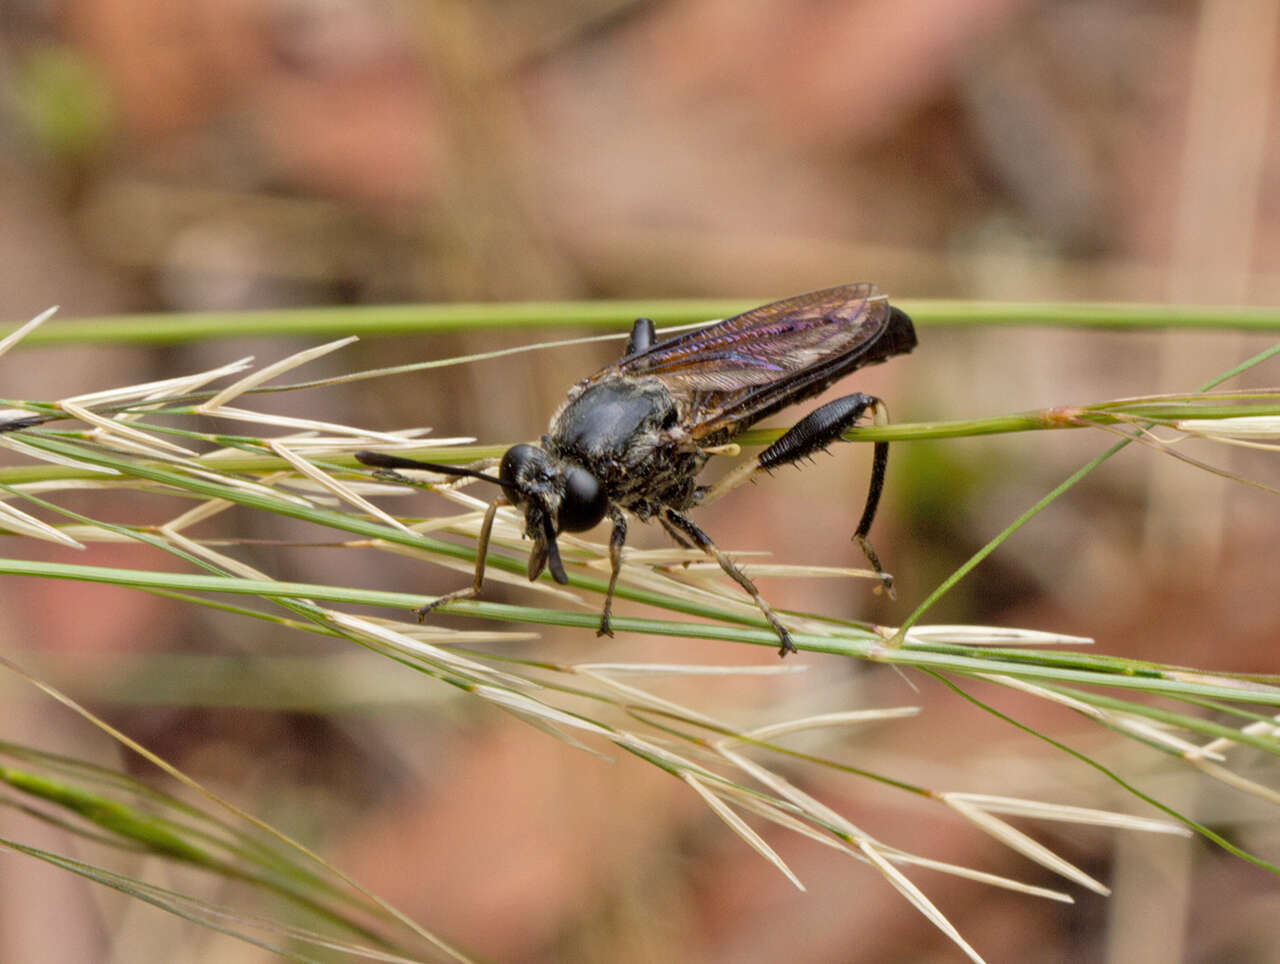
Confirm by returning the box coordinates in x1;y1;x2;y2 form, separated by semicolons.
596;506;628;637
663;508;796;656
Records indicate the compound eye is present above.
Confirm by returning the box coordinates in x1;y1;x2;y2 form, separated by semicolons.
499;444;542;504
558;466;607;532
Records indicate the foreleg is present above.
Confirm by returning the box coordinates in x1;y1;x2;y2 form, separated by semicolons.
415;498;503;618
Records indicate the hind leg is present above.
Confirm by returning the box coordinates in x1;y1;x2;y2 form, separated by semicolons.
698;393;895;596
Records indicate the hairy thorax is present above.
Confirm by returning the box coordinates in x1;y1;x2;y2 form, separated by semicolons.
545;375;704;515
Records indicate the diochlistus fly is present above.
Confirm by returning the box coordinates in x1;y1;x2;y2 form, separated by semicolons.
357;283;916;656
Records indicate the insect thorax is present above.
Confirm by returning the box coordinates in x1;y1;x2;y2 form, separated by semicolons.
545;375;703;512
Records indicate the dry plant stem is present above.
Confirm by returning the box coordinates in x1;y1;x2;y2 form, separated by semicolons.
16;298;1280;348
0;654;469;962
0;307;1278;964
895;339;1280;640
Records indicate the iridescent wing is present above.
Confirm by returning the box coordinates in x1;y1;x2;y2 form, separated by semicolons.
604;283;912;439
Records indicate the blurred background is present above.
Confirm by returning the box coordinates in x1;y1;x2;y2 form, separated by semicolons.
2;1;1280;961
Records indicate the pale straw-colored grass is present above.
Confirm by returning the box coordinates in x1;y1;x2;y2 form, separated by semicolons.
0;307;1278;962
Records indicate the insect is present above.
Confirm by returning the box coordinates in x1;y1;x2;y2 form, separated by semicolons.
357;283;916;656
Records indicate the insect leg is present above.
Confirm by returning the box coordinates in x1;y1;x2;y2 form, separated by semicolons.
656;514;698;571
663;509;797;657
414;497;503;619
851;439;892;597
699;393;896;598
658;514;696;551
625;317;656;356
597;507;628;638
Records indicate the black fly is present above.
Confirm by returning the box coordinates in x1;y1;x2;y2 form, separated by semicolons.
357;283;917;656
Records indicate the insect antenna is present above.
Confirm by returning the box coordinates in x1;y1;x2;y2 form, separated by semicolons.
354;450;505;487
0;413;55;433
356;448;572;584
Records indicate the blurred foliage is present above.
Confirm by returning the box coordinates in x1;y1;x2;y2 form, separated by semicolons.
12;45;114;161
2;1;1280;961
